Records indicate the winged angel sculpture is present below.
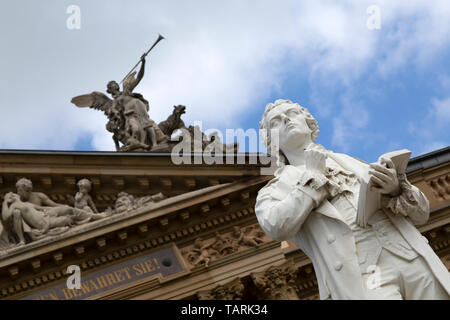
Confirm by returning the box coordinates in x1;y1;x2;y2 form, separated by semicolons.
71;54;170;151
71;35;239;153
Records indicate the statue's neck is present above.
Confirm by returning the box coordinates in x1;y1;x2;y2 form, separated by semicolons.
283;142;314;167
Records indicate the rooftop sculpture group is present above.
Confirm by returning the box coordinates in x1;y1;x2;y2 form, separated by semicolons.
71;35;237;153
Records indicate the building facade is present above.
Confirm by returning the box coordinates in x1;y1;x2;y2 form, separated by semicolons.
0;148;449;300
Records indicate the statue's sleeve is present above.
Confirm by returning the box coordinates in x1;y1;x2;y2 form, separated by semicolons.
255;168;328;241
381;173;430;226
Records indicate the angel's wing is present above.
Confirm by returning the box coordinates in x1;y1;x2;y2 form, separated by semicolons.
122;71;137;94
71;91;113;114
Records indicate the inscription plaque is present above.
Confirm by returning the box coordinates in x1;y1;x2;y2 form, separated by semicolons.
21;245;188;300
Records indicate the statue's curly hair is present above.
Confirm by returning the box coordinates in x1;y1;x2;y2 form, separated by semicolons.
259;99;319;165
77;178;92;190
16;178;33;192
106;80;120;94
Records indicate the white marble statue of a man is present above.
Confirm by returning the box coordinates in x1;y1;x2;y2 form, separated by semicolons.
255;99;450;299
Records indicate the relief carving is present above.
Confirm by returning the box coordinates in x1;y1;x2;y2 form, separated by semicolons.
428;175;450;201
0;177;166;249
250;260;300;300
184;237;217;268
182;224;270;268
106;191;166;215
197;278;245;300
210;231;236;255
230;226;265;247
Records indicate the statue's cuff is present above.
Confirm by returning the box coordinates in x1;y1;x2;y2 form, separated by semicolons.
296;170;328;207
381;173;417;216
298;170;328;190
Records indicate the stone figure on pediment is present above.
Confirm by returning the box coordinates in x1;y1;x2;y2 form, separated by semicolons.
109;191;166;215
255;99;450;299
2;192;72;244
16;178;110;225
0;178;114;246
74;178;98;213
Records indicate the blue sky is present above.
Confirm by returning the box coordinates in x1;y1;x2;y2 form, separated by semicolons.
0;0;449;163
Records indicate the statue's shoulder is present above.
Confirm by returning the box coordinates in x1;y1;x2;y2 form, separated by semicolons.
33;191;50;198
258;165;304;197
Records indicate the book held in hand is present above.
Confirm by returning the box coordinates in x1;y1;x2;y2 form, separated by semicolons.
356;149;412;227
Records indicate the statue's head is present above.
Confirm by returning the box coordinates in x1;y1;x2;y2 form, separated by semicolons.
173;105;186;116
194;237;203;248
106;81;120;97
232;226;240;233
259;99;319;165
16;178;33;199
77;178;92;193
114;192;134;213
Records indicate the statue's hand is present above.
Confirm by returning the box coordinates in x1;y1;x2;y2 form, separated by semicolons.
369;158;401;196
141;53;146;62
305;149;327;174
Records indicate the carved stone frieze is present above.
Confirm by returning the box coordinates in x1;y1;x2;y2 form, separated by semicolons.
428;174;450;201
250;260;300;300
181;224;270;268
0;177;165;250
197;278;245;300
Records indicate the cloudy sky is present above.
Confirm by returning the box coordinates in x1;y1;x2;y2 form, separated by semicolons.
0;0;449;162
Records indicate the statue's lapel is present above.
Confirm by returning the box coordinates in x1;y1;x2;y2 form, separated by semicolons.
315;199;348;225
327;151;371;183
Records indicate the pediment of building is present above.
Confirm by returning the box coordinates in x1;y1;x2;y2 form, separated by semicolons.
0;151;277;299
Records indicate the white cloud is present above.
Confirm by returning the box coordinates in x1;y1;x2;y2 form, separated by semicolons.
431;97;450;126
0;0;449;151
407;96;450;156
331;94;370;152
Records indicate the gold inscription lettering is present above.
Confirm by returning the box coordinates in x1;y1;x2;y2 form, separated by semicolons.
114;270;124;282
153;258;160;269
122;267;132;280
89;279;99;290
143;260;155;272
48;292;59;300
62;288;73;300
104;273;117;286
72;289;81;297
133;264;144;276
80;282;91;294
96;275;108;289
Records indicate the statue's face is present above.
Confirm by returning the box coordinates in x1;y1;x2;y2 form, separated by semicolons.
115;195;132;213
174;105;186;115
265;103;312;154
194;238;202;248
78;181;91;194
17;186;31;199
107;81;120;98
